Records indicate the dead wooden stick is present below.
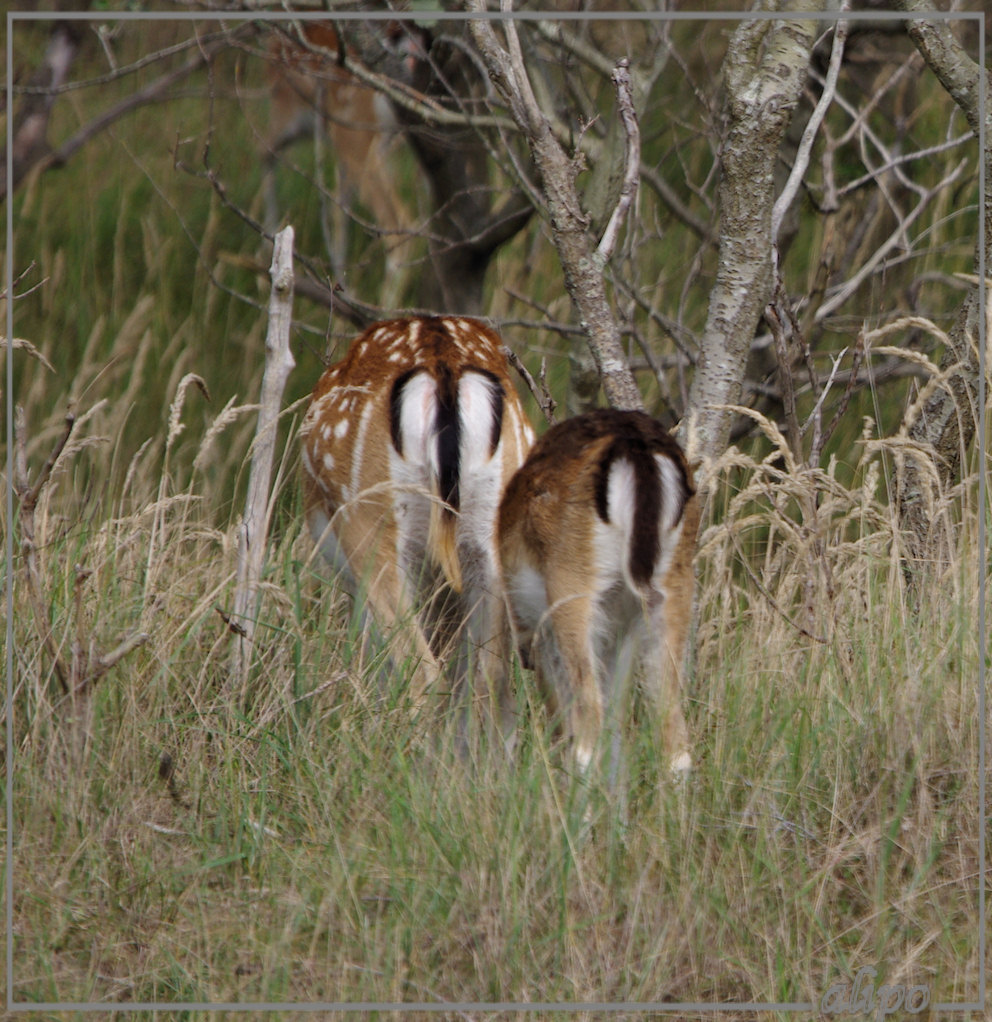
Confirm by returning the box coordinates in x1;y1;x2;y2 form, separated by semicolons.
229;225;296;689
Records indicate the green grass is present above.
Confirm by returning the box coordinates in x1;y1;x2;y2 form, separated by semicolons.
6;388;983;1009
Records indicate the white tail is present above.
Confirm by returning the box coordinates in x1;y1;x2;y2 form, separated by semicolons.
497;408;698;780
301;315;534;717
262;22;423;298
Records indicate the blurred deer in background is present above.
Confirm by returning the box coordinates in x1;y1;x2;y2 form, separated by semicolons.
262;21;426;307
498;409;698;790
301;315;534;744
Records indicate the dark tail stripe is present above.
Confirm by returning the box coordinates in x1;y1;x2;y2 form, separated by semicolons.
390;363;506;516
629;447;663;587
434;362;461;515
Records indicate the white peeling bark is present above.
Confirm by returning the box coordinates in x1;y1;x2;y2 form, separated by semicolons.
684;7;821;469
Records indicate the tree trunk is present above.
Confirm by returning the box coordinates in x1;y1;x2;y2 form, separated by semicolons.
685;6;822;465
468;3;644;411
2;19;86;200
349;22;533;315
892;3;990;577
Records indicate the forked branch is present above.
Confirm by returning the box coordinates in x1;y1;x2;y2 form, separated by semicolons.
468;1;643;411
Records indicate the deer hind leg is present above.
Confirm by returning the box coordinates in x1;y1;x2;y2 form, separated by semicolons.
309;509;442;712
262;91;320;235
596;613;639;794
359;555;445;713
542;583;603;775
639;588;692;779
363;133;415;311
463;575;519;758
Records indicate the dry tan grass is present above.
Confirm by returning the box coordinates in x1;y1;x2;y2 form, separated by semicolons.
6;337;985;1015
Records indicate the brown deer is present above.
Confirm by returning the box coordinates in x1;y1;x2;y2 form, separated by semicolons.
497;408;698;785
262;21;423;302
301;315;534;730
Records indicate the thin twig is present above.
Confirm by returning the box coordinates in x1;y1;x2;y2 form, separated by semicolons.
772;15;849;244
504;346;557;425
596;58;640;264
820;330;866;455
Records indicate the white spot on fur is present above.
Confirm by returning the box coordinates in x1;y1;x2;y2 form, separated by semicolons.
349;401;375;498
334;418;350;439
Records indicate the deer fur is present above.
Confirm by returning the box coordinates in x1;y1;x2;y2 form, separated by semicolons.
497;408;698;781
301;315;534;721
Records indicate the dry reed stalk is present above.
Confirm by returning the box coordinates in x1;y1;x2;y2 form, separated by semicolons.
142;372;210;605
192;396;260;474
1;334;56;373
14;404;149;696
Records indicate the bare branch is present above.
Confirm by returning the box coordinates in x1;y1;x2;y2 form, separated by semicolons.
504;346;557;425
2;20;83;199
15;408;76;513
772;15;848;245
468;0;643;411
765;300;802;465
6;27;247;199
819;332;864;454
12;27;237;97
596;59;640;264
815;157;968;322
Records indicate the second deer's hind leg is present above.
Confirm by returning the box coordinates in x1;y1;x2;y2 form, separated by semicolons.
597;618;639;794
639;589;692;779
542;579;604;775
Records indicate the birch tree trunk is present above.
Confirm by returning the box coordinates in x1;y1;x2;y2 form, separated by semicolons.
685;6;822;467
892;3;989;577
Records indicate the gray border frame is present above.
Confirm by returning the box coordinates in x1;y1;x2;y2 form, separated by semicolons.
5;6;986;1014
